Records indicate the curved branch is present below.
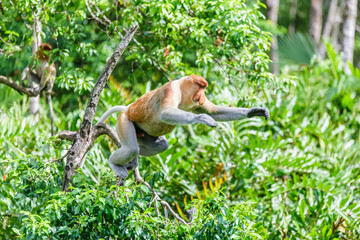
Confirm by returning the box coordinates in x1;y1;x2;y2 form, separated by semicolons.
92;122;120;146
61;25;138;191
0;75;41;96
58;130;77;141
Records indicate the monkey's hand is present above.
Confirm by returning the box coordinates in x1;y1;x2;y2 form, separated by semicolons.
247;107;270;120
195;113;217;127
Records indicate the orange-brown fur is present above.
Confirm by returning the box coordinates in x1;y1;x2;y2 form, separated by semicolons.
189;75;207;105
128;82;176;136
178;75;208;109
34;43;56;91
127;75;208;136
36;43;53;61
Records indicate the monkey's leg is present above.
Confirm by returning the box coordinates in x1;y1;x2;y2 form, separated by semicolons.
136;128;169;156
109;112;139;178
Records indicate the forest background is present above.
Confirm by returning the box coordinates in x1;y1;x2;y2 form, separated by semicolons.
1;0;360;239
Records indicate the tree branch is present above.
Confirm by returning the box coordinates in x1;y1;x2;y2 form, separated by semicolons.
92;122;120;145
0;75;41;96
58;130;77;141
61;25;138;192
133;168;189;225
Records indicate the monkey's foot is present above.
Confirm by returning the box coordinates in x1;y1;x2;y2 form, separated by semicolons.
109;157;139;180
110;163;129;179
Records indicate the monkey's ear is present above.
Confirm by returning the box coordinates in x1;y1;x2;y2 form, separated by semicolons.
190;75;208;88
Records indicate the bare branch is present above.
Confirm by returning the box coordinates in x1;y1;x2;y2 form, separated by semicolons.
133;168;188;225
58;130;77;141
51;150;70;163
92;122;120;146
61;25;138;192
85;0;108;27
92;2;112;25
0;75;42;96
332;217;344;234
154;199;160;218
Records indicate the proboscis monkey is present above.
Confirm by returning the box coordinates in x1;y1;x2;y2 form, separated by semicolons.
99;75;269;179
21;43;56;135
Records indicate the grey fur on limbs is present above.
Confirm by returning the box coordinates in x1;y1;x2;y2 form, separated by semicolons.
196;106;269;121
137;128;169;156
108;125;169;178
109;157;138;179
160;107;217;127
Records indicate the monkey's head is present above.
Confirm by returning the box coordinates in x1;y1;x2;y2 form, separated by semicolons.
37;43;53;61
188;75;208;105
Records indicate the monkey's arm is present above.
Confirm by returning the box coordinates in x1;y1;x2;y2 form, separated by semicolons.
160;107;217;127
194;97;269;121
158;85;217;127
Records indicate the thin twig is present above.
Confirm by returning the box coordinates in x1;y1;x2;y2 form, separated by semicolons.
154;200;160;217
133;168;188;225
332;217;344;234
163;205;168;220
148;196;157;208
92;2;112;24
85;0;107;26
51;150;69;163
0;36;10;45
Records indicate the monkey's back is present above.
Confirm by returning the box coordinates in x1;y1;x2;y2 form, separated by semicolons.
127;82;175;137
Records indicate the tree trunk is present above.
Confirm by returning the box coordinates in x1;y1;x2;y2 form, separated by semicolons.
331;5;342;52
319;0;338;58
342;0;358;73
288;0;298;34
267;0;279;74
310;0;323;45
29;16;42;122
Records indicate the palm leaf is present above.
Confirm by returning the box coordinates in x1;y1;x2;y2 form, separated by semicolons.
278;32;317;65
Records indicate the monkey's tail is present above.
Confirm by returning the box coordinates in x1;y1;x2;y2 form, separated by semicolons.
21;66;29;86
98;105;127;123
47;94;55;136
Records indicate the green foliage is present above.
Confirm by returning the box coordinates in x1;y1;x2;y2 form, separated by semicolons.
1;151;267;239
120;0;272;84
1;0;285;105
1;0;360;239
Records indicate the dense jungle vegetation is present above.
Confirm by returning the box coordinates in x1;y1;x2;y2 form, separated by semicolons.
1;0;360;239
